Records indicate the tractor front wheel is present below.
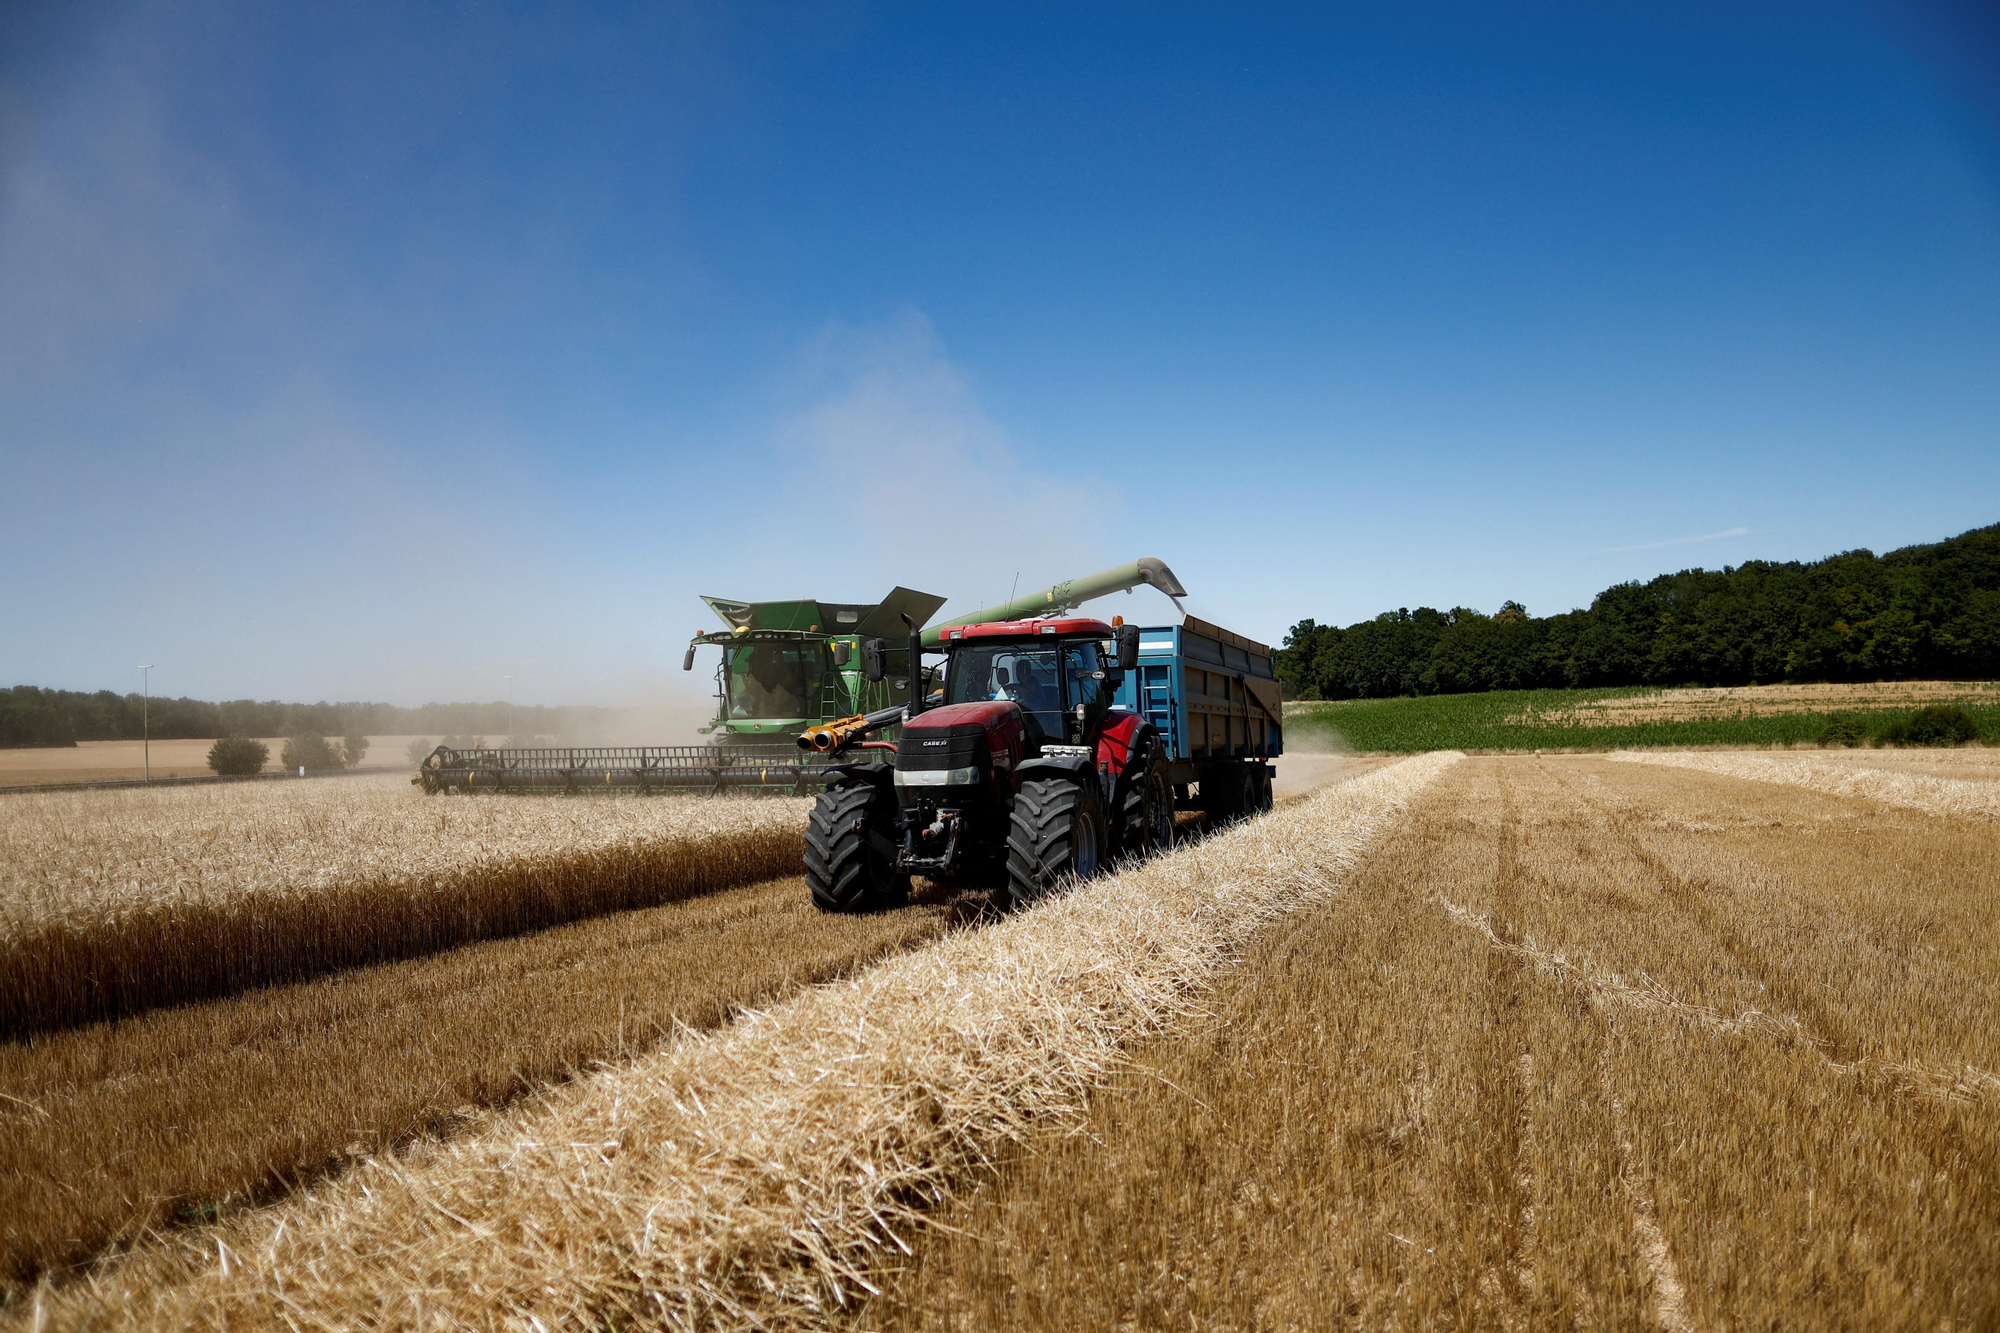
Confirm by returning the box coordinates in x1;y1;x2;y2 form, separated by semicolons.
805;782;910;913
1004;776;1108;910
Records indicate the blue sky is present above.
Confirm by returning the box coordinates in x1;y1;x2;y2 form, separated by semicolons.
4;1;1997;711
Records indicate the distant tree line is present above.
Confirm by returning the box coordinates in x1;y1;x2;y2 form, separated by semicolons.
0;692;623;750
1278;523;2000;700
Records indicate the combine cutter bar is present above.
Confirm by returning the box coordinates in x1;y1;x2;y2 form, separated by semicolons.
417;745;839;796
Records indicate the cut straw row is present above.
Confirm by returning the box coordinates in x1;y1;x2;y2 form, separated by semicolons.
41;752;1462;1331
1610;750;2000;822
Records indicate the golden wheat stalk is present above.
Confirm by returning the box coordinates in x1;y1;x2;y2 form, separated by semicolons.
1;777;810;1034
41;753;1461;1331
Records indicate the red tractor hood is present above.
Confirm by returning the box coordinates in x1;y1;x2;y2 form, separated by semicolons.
902;700;1019;731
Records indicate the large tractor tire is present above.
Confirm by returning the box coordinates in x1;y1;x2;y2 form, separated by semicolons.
805;781;910;913
1118;746;1174;863
1004;776;1109;910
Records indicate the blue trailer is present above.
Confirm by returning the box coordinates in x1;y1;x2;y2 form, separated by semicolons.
1110;613;1285;816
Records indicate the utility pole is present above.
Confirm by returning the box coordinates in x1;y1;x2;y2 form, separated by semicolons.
138;664;153;781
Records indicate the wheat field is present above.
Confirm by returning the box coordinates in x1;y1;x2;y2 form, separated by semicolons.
0;875;977;1293
18;755;1459;1329
8;749;1995;1329
0;777;809;1034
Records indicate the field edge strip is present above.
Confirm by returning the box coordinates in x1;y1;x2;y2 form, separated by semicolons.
1608;750;2000;821
44;752;1462;1331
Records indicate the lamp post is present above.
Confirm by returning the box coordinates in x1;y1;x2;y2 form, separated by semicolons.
138;664;153;781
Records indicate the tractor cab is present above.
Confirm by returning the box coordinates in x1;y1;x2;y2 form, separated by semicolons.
934;618;1120;754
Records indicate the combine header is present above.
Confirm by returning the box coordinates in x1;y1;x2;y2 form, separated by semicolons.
417;558;1193;796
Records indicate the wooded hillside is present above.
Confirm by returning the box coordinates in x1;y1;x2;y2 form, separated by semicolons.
1279;524;2000;700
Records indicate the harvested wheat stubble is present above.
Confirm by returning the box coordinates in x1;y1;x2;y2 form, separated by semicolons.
0;777;809;1035
33;753;1460;1331
865;755;2000;1332
1611;749;2000;821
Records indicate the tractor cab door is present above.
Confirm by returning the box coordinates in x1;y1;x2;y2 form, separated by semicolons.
1062;641;1113;745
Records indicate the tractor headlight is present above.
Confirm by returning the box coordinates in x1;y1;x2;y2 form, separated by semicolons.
894;765;984;787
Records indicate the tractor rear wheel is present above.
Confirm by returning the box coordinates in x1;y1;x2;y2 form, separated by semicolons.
1120;750;1174;861
1004;776;1108;910
805;782;910;913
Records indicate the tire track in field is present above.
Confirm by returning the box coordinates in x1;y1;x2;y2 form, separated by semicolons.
1473;769;1537;1328
1458;765;1704;1333
1598;1046;1695;1333
1544;762;1866;1061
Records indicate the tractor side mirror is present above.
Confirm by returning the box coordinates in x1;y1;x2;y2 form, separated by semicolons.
862;637;886;683
1116;623;1141;673
682;645;697;672
832;640;852;667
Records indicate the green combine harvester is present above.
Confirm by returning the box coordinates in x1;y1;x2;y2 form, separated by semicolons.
416;558;1187;795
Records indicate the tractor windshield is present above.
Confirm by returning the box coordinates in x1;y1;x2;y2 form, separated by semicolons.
946;643;1064;749
726;642;822;719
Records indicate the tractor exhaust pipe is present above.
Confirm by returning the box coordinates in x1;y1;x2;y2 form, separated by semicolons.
902;613;925;718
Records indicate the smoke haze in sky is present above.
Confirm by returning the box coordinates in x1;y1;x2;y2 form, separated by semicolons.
4;2;1997;708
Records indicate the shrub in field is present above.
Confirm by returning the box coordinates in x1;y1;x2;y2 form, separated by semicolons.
206;736;269;775
1883;705;1982;747
405;736;435;763
341;731;369;767
1816;715;1871;748
281;733;342;771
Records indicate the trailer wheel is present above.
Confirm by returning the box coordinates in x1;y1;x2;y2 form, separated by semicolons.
1004;776;1107;910
805;782;909;913
1199;762;1247;824
1247;764;1274;814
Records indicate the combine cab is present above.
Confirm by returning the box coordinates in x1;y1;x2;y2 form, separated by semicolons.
690;586;947;744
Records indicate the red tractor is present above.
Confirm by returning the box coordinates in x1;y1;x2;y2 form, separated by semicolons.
800;615;1176;911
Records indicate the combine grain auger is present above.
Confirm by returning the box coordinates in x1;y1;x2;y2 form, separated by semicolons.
417;559;1191;796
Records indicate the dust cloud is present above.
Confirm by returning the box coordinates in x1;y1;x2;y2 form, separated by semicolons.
1272;710;1362;800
